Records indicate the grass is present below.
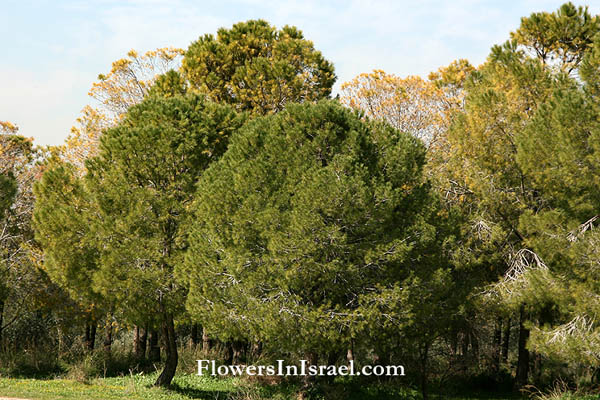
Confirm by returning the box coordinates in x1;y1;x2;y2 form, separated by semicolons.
0;373;593;400
0;373;522;400
0;373;240;400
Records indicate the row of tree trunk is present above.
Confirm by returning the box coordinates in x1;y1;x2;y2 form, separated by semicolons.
489;310;531;390
84;317;114;354
78;312;532;396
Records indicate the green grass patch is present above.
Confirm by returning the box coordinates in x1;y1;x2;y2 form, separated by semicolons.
0;373;591;400
0;373;239;400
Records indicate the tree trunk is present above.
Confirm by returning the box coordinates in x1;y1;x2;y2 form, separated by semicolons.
301;351;318;393
104;318;113;357
450;330;458;356
134;326;140;355
515;307;530;389
0;300;4;347
85;324;91;351
420;342;430;400
325;350;340;383
502;317;511;364
154;312;178;387
134;325;147;359
202;327;211;353
327;350;339;366
85;318;97;353
347;347;354;364
460;332;468;357
190;324;199;348
224;342;233;365
148;329;161;362
251;341;262;359
471;331;480;364
57;325;64;355
90;323;97;352
139;326;147;359
533;352;542;381
493;318;502;372
232;340;245;364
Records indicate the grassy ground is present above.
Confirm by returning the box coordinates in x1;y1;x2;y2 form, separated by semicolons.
0;374;242;400
0;373;530;400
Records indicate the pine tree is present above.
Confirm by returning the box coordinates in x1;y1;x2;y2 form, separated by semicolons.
513;33;600;367
182;20;336;115
440;2;600;386
35;93;245;386
182;100;456;398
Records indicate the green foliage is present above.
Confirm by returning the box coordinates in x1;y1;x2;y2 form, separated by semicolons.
149;70;188;99
443;1;600;303
18;6;600;396
84;93;245;321
430;3;600;388
517;89;599;219
35;93;246;323
182;20;336;115
0;173;16;219
442;36;553;318
513;70;600;366
34;93;247;386
34;160;102;308
580;35;600;94
495;2;600;370
181;99;452;359
511;2;599;74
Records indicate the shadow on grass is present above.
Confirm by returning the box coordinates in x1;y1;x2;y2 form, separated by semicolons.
142;375;527;400
0;364;65;379
168;384;230;399
430;393;524;400
316;378;524;400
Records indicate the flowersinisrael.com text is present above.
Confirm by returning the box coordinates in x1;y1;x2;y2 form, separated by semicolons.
197;360;405;377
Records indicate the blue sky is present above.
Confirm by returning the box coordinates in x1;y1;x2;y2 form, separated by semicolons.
2;0;598;146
